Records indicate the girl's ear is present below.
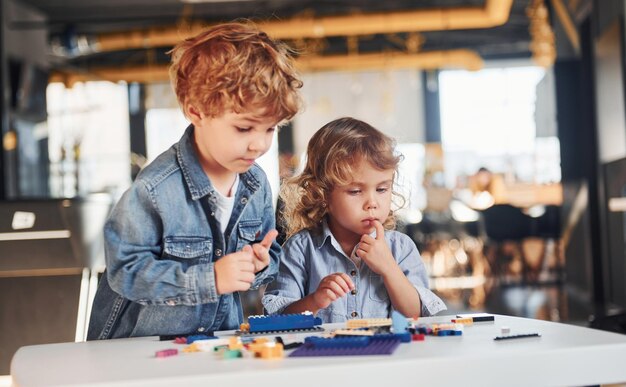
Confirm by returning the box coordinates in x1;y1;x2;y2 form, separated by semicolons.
186;105;203;125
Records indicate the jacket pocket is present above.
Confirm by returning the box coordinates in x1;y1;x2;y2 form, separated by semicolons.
368;274;390;303
237;219;262;245
163;237;212;265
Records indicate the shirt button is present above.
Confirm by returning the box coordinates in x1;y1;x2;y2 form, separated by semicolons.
215;249;222;256
351;289;357;295
351;311;358;318
350;270;356;276
166;300;176;306
210;212;215;216
240;197;248;204
197;327;205;332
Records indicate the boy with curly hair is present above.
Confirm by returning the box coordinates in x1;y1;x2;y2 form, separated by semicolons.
88;22;302;339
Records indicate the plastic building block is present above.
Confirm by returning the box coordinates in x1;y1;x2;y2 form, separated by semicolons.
187;338;229;352
411;322;463;337
494;333;540;341
456;313;495;322
248;311;322;332
182;345;199;353
247;339;284;359
304;336;370;348
289;336;401;357
391;311;409;333
332;329;375;336
430;323;463;337
283;342;303;350
228;337;243;350
247;338;271;353
346;318;391;328
414;325;433;335
221;349;243;359
159;331;214;341
412;333;425;341
238;326;324;336
363;332;411;342
259;343;284;359
155;349;178;358
186;334;217;344
450;318;473;325
239;312;323;334
274;336;303;350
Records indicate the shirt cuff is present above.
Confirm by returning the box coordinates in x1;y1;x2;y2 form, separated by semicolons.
250;259;277;290
415;285;447;316
262;294;299;315
195;262;219;303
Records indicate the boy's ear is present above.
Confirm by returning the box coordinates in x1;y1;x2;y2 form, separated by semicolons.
186;105;203;124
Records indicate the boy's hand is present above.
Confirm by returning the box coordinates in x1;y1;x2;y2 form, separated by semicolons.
312;273;355;310
357;220;397;278
250;229;278;273
214;245;255;295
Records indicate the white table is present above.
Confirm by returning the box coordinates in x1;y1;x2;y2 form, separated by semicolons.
11;314;626;387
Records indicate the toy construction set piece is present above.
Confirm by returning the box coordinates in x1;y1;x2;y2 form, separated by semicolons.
346;318;392;329
237;311;324;336
159;332;216;342
456;313;495;322
289;335;403;357
412;322;464;336
494;333;541;341
154;349;178;358
208;337;285;359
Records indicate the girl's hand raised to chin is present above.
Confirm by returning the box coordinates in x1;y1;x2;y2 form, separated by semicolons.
250;229;278;273
357;220;397;278
312;273;355;310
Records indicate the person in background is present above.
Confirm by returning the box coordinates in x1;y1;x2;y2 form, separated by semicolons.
262;117;446;322
87;22;302;339
466;167;506;210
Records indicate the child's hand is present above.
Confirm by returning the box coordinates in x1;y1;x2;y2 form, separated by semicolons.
250;229;278;273
214;245;255;295
312;273;355;310
357;220;397;277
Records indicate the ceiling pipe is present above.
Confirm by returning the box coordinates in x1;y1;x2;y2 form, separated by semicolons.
49;48;483;85
94;0;513;52
297;49;483;72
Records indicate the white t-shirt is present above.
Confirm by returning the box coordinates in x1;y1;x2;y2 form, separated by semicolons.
214;174;239;234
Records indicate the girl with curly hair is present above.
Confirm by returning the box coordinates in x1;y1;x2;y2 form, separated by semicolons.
263;117;445;322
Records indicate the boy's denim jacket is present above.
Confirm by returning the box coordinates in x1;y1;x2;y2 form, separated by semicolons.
87;125;280;339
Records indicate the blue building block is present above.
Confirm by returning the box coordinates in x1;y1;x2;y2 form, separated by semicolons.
370;332;412;343
248;312;323;333
186;334;218;344
391;310;409;333
289;336;401;357
305;336;371;348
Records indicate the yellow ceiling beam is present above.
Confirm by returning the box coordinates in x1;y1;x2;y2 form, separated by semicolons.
95;0;513;52
297;49;483;72
50;49;484;86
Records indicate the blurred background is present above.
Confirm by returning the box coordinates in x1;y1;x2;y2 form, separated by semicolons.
2;0;626;378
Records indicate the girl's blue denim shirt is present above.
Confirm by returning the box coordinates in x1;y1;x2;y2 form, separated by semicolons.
87;125;280;340
263;222;446;322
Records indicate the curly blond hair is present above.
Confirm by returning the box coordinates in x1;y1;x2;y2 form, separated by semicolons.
281;117;404;238
168;21;302;122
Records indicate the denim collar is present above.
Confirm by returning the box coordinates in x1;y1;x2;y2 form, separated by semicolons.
313;219;377;256
176;124;262;201
313;220;333;249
